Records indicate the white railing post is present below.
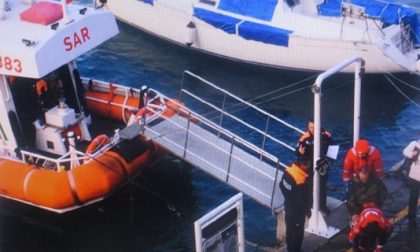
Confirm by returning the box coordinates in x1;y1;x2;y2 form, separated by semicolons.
307;56;364;238
67;131;80;169
353;59;363;145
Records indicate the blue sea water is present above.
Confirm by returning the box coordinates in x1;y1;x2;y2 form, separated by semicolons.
1;1;420;251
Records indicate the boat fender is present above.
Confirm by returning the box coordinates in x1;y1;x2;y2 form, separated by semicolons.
86;134;110;154
185;21;196;48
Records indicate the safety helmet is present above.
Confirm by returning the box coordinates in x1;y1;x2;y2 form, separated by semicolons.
355;139;370;154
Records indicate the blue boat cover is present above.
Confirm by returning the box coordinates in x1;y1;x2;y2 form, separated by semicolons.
318;0;420;46
194;8;241;34
218;0;278;21
194;8;293;47
238;21;292;46
318;0;341;16
138;0;153;5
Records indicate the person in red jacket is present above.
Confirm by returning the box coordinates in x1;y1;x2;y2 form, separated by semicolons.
343;139;383;189
347;205;393;252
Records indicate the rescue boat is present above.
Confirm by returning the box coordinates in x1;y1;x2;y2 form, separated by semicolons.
0;0;181;213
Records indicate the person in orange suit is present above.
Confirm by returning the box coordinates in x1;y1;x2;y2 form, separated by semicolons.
347;205;393;252
343;139;383;191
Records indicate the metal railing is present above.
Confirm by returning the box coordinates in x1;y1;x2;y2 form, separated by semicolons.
180;71;303;155
20;149;89;171
140;72;307;210
144;107;284;208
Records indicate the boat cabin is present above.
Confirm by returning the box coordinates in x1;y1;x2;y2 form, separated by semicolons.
0;0;118;159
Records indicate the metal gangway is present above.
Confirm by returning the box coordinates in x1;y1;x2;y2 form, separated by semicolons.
141;71;305;212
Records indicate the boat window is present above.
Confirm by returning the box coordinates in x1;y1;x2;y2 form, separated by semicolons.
53;65;81;114
199;0;217;6
9;77;40;148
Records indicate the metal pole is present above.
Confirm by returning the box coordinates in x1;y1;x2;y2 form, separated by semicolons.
260;116;271;160
68;131;79;169
353;59;364;145
218;94;226;137
313;87;321;229
61;0;70;22
307;55;362;238
194;221;203;252
237;196;245;252
226;136;235;183
183;112;192;158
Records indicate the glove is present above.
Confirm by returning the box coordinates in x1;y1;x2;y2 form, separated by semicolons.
315;157;329;175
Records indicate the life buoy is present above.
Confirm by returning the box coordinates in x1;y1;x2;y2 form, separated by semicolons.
86;134;110;154
35;79;48;96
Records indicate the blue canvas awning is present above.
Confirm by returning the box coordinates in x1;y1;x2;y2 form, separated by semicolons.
318;0;342;16
194;8;241;34
194;8;293;47
238;21;292;46
138;0;153;5
217;0;278;21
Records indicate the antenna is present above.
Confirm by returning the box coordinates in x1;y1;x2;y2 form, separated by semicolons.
61;0;74;23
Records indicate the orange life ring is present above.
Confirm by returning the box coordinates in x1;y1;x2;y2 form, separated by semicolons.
35;79;48;96
86;134;110;154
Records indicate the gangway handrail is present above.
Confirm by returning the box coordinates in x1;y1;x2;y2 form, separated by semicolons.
145;121;279;201
182;71;305;134
160;112;284;174
150;102;289;168
146;125;278;196
180;89;296;151
146;105;289;170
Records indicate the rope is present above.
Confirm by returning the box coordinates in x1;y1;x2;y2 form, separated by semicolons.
385;72;420;91
250;85;312;109
246;73;318;104
369;59;420;107
384;73;420;108
189;73;318;122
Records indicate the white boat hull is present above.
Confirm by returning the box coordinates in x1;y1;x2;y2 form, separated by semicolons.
106;0;418;73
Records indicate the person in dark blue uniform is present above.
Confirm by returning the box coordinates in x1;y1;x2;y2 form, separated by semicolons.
280;157;312;252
